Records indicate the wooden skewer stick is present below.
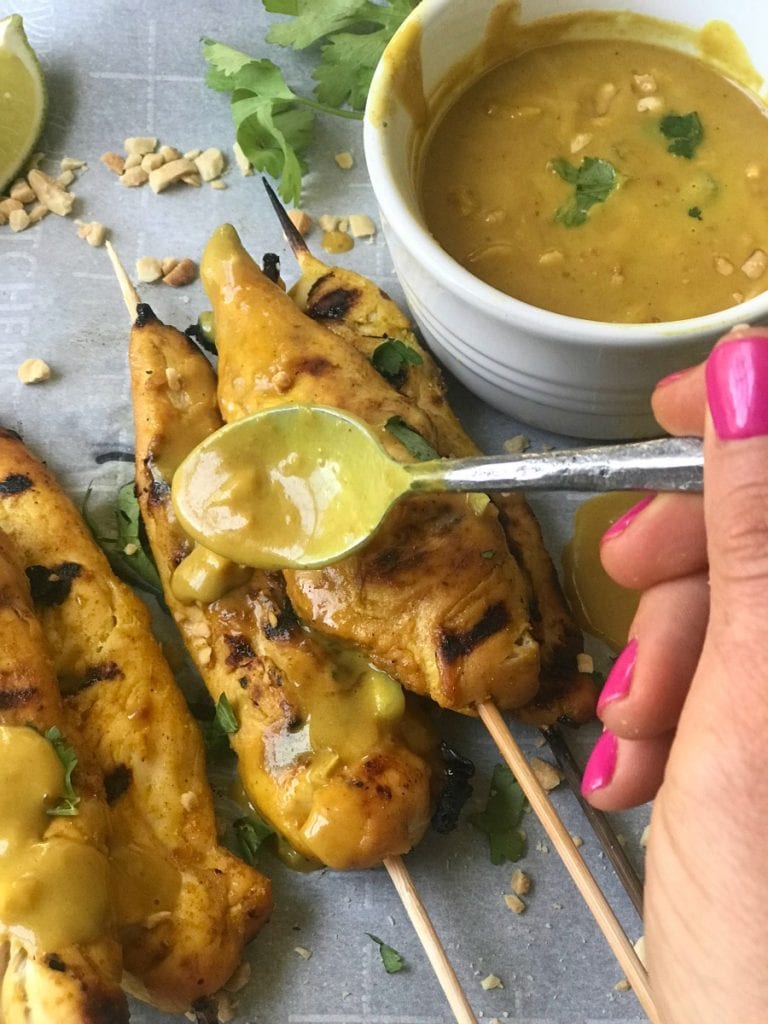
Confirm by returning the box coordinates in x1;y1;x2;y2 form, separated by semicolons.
384;856;478;1024
544;724;644;918
478;702;661;1024
104;241;478;1024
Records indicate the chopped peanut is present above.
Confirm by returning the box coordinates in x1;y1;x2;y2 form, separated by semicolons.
60;156;86;172
746;163;761;180
510;868;531;895
317;214;339;232
194;147;225;182
160;257;179;276
141;152;165;172
17;357;51;383
576;652;594;674
124;136;158;156
57;169;75;187
148;158;198;193
136;257;164;283
714;256;735;276
223;962;251;994
123;153;143;170
9;179;35;203
287;209;313;236
163;258;197;287
0;198;23;216
233;142;252;176
100;151;126;175
75;220;108;247
480;975;503;991
570;132;593;153
158;145;182;163
504;893;526;914
335;150;354;169
210;179;227;190
183;148;202;161
538;249;564;267
632;73;657;95
120;166;150;188
594;82;618;116
9;209;30;232
348;213;376;238
637;95;664;113
27;203;49;225
741;249;768;280
27;169;75;216
529;757;563;792
180;172;202;187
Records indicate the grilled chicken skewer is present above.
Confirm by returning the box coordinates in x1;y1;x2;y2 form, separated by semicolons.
197;212;657;1018
0;529;129;1024
0;430;272;1014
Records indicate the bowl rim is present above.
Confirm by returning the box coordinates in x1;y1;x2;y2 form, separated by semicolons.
363;0;768;348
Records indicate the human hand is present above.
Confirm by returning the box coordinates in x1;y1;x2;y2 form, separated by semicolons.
581;328;768;1023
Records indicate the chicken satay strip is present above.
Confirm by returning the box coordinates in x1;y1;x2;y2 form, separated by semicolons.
288;253;595;722
0;530;129;1024
200;225;548;713
0;430;271;1013
130;307;440;870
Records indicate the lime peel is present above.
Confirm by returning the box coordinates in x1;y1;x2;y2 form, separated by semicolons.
0;14;46;193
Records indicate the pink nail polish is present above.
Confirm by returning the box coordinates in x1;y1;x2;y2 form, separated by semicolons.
582;729;618;795
597;638;638;715
706;336;768;440
600;495;654;544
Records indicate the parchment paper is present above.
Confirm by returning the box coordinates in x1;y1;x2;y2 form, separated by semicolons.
3;3;649;1022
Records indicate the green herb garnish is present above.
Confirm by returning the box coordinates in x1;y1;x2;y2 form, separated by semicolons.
202;0;417;204
83;481;162;598
469;764;527;865
481;549;496;559
367;933;405;974
233;813;275;864
551;156;619;227
371;338;422;386
384;416;439;461
215;693;239;735
660;111;704;160
44;727;80;817
688;206;703;220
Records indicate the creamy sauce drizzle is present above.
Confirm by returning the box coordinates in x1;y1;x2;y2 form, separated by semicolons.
0;726;110;951
562;493;642;652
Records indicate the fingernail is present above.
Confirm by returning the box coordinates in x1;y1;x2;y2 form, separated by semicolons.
581;729;618;795
597;638;638;715
600;495;654;544
706;336;768;440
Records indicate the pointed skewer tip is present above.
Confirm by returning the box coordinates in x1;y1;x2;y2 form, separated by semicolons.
105;241;141;322
261;177;310;258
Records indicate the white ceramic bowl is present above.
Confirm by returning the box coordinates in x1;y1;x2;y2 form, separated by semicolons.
364;0;768;439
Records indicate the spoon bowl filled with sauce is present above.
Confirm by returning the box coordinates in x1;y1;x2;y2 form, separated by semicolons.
364;0;768;438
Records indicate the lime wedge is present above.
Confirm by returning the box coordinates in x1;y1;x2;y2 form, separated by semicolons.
0;14;46;193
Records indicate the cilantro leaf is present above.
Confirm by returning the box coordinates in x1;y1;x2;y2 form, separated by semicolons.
83;482;163;599
385;416;439;461
371;338;422;386
44;727;80;817
215;693;239;735
660;111;703;160
233;813;274;865
552;156;619;227
469;764;527;865
367;933;405;974
688;206;703;220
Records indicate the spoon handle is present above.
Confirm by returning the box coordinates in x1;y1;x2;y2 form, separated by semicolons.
412;436;703;494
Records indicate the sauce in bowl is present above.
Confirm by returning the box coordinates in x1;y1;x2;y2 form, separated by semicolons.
420;34;768;322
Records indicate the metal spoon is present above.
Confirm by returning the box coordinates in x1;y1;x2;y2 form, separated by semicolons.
172;404;703;570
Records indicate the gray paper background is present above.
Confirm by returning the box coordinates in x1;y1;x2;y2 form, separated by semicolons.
3;3;649;1022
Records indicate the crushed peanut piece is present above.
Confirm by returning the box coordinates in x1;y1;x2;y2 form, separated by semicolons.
632;73;657;95
101;151;126;175
60;156;86;172
294;946;312;960
288;208;313;236
210;179;227;190
9;179;35;203
741;249;768;280
123;152;143;170
120;166;150;188
224;962;251;994
76;220;107;247
0;197;23;216
194;147;225;182
159;145;182;163
640;824;651;848
180;172;202;187
123;543;139;556
165;367;182;391
480;974;503;991
27;169;75;216
615;979;631;992
215;992;236;1024
570;132;593;153
233;142;253;176
57;169;75;187
161;257;179;276
180;791;198;811
124;136;158;156
538;249;564;267
348;213;376;238
144;910;173;929
503;434;530;453
529;757;563;792
594;82;618;116
335;150;354;169
746;163;761;180
148;158;198;193
510;869;531;896
8;209;30;232
183;148;202;161
576;652;594;674
136;257;163;283
571;833;584;848
504;893;526;914
637;95;664;113
317;214;339;232
0;210;6;226
141;152;165;172
27;203;48;225
714;256;735;276
17;357;51;384
163;258;197;287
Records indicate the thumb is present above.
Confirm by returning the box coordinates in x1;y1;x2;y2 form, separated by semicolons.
705;334;768;644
